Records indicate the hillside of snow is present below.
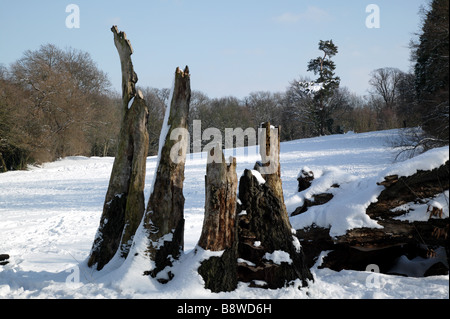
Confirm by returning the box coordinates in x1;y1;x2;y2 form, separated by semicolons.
0;129;448;299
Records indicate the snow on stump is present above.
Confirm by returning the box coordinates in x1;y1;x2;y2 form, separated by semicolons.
237;123;313;289
197;148;239;293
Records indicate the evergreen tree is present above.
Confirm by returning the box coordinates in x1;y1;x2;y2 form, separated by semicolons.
413;0;449;145
307;40;341;135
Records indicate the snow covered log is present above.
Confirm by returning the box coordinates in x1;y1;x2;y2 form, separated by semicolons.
297;160;449;276
143;66;190;282
197;149;238;292
88;26;149;270
237;123;313;289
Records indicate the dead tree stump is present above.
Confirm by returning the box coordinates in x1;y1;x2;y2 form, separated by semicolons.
144;66;191;282
88;26;149;271
237;123;313;289
197;148;239;292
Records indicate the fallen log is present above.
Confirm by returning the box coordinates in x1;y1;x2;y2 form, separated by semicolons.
296;161;449;276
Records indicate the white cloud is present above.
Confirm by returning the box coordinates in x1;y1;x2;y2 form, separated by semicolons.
274;12;303;24
273;6;331;24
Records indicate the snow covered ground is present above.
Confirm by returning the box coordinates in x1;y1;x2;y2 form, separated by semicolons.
0;129;448;299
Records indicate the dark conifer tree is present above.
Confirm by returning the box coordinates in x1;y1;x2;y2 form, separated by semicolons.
413;0;449;146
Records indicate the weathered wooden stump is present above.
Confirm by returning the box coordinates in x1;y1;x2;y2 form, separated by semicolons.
88;26;149;271
237;123;313;288
197;148;239;292
144;66;191;282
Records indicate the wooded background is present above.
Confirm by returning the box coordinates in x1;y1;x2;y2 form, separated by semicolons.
0;0;448;171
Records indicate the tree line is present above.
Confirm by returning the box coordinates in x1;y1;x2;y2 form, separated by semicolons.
0;45;121;171
1;0;447;172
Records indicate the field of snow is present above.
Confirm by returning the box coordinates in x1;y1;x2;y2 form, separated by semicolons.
0;129;448;299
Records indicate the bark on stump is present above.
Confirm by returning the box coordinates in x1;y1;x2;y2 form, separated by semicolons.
88;26;149;270
144;66;190;282
197;149;239;292
237;123;313;289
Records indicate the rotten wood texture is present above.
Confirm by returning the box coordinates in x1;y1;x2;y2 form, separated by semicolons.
297;161;449;275
88;26;149;271
257;122;282;197
197;149;239;292
237;123;313;288
198;149;238;251
237;170;313;288
144;66;191;282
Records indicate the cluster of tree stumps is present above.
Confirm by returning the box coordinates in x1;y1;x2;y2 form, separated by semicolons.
197;125;313;292
87;26;313;292
87;26;448;293
196;123;314;291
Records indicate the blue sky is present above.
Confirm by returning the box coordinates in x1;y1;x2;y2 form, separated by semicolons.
0;0;427;98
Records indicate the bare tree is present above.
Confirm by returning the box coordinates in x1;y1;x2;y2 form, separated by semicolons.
369;67;404;110
7;44;115;163
140;87;167;155
244;91;283;129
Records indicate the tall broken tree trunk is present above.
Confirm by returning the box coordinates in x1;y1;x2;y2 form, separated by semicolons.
197;148;239;292
143;66;191;282
237;122;313;288
88;26;149;271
